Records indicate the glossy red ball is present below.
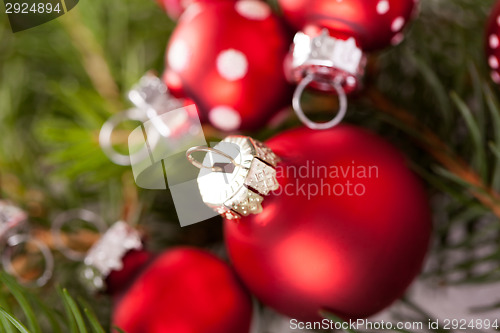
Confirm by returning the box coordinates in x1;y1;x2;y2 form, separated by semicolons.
165;1;292;131
278;0;416;50
113;247;252;333
224;125;431;321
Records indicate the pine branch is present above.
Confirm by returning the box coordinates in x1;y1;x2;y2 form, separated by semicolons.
58;9;123;113
0;272;110;332
366;87;500;219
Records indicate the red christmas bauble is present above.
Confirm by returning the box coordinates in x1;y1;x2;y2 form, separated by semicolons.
165;1;292;131
113;247;252;333
157;0;236;20
105;249;153;297
224;125;431;321
486;0;500;84
156;0;186;20
278;0;416;51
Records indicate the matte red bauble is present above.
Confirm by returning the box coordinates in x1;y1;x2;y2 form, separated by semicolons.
165;1;292;131
113;247;252;333
224;125;431;321
486;0;500;85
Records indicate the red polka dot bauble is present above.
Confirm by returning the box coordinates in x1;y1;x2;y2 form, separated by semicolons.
280;0;417;94
486;0;500;84
156;0;236;20
113;247;253;333
224;125;431;321
156;0;186;20
165;1;292;131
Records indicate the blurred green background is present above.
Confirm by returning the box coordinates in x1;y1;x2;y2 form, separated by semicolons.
1;0;500;331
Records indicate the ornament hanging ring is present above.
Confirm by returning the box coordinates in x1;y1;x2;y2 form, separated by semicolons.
186;146;239;172
1;234;54;287
51;209;107;261
292;73;348;130
99;108;160;166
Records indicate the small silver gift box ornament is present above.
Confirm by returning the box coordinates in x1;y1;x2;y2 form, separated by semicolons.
188;136;280;220
0;200;27;241
82;221;143;291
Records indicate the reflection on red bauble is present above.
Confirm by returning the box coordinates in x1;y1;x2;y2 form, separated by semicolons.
162;69;186;98
225;125;431;321
113;247;252;333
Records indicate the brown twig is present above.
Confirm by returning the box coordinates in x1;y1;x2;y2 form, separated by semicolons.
5;229;100;283
366;87;500;219
121;171;140;225
33;228;100;251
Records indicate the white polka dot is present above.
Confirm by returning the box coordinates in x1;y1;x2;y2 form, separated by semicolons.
490;34;499;49
491;71;500;83
209;106;242;131
376;0;390;15
497;15;500;26
391;33;404;45
168;40;190;72
346;76;356;87
489;55;499;69
391;16;405;32
235;1;271;20
216;49;248;81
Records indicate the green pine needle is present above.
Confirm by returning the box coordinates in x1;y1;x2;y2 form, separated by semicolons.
0;308;30;333
0;273;41;333
60;288;88;333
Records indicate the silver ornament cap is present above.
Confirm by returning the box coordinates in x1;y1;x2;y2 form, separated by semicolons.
0;200;27;242
286;29;367;94
196;136;280;220
82;221;142;291
128;71;184;115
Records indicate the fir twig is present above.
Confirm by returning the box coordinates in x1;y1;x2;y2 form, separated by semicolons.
0;273;42;333
0;271;110;332
366;87;500;219
58;9;123;113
